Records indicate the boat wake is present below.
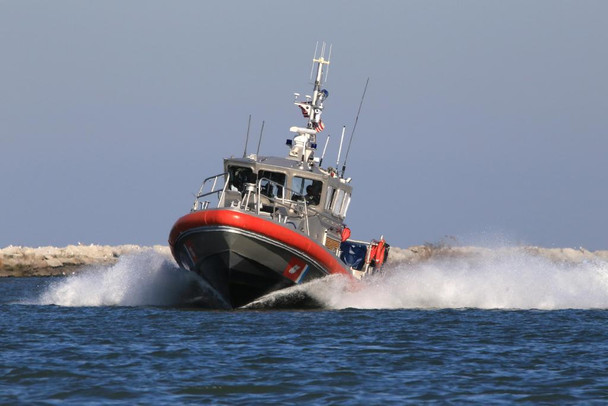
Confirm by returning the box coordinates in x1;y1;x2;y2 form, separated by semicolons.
31;247;608;310
250;248;608;310
242;276;353;310
33;251;214;307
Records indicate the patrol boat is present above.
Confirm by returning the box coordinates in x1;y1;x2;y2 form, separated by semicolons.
169;47;388;309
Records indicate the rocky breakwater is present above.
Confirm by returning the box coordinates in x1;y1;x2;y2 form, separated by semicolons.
388;244;608;266
0;245;172;277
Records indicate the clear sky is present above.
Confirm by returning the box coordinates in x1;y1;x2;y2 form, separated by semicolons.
1;1;607;250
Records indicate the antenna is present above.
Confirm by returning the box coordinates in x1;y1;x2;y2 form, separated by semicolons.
310;41;331;84
255;121;265;161
336;125;345;169
310;42;319;81
325;44;332;82
319;134;330;167
342;78;369;177
243;114;251;158
319;42;326;67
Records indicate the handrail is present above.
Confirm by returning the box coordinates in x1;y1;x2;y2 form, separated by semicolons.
196;172;229;199
192;174;344;237
192;172;229;211
255;177;344;235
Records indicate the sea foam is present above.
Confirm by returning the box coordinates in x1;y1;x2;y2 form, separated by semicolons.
35;250;204;307
287;249;608;310
33;247;608;310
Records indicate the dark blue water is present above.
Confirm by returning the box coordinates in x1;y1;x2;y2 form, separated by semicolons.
2;252;608;404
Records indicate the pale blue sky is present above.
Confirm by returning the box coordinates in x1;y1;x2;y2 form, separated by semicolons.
1;1;607;250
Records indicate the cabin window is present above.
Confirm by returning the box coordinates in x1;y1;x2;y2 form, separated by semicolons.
325;186;336;211
331;189;345;216
227;166;254;192
325;186;335;210
258;170;286;198
292;177;322;206
326;188;350;217
341;194;351;217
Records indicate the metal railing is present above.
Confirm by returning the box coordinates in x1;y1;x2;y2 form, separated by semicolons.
191;173;343;237
255;177;310;234
191;172;230;211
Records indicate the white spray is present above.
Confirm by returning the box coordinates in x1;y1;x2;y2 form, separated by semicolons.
297;249;608;310
35;251;206;307
31;246;608;310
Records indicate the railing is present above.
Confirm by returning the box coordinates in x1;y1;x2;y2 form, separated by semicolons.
254;177;310;234
191;172;230;211
191;174;343;237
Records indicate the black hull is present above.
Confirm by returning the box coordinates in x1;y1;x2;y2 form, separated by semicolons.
173;226;332;309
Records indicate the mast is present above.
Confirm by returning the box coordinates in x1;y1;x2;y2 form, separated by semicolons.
308;44;330;133
288;43;331;165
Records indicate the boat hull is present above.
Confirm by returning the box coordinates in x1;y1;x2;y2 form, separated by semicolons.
169;209;350;308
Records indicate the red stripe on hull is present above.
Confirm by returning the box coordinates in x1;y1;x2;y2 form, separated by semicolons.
169;209;350;276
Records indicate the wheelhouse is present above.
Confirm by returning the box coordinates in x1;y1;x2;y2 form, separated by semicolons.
222;156;352;220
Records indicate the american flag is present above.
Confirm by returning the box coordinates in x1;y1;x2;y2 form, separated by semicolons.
314;120;325;132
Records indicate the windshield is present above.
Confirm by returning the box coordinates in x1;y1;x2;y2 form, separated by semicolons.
292;176;322;206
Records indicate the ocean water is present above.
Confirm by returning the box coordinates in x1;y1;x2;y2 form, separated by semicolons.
1;251;608;404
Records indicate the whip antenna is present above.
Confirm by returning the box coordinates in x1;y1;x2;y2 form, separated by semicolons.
319;134;330;167
255;121;265;161
310;42;319;81
336;126;346;169
342;77;369;177
243;114;251;158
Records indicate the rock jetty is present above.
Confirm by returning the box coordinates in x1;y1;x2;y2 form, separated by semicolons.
388;244;608;265
0;245;171;277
